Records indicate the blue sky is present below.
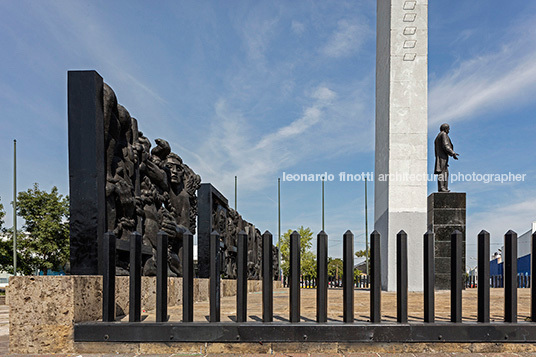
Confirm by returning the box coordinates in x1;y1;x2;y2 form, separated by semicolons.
0;0;535;268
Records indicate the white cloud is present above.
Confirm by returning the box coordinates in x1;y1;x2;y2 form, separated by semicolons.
321;19;370;58
429;16;536;126
32;1;166;105
257;85;336;148
192;99;294;194
311;86;336;102
190;82;372;196
275;107;322;138
243;16;279;61
291;20;305;35
467;191;536;257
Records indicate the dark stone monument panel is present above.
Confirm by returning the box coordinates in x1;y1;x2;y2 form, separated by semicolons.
435;257;451;273
197;183;227;278
68;70;105;275
68;69;277;280
197;183;278;280
431;209;466;226
428;192;466;209
68;70;201;276
428;192;466;290
432;226;466;242
434;241;450;258
435;274;450;290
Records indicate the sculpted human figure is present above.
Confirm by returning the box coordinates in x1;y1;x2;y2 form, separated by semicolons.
183;166;201;234
434;123;459;192
165;152;192;229
100;82;205;278
272;245;279;280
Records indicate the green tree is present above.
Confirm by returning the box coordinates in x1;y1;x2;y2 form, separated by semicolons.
327;258;362;285
280;226;316;278
355;249;369;258
0;198;4;230
14;184;70;275
0;198;31;274
0;228;42;275
0;198;10;271
328;257;343;278
354;267;362;282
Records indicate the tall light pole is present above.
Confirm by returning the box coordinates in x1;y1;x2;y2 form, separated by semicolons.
13;139;17;276
365;177;369;276
321;176;325;231
278;178;281;280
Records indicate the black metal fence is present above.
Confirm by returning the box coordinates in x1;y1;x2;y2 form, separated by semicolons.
75;229;536;344
283;275;370;289
465;274;531;289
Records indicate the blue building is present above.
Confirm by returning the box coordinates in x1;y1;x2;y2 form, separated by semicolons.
490;223;534;284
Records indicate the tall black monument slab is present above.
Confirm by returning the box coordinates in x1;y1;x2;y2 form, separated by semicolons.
427;192;466;290
197;183;228;278
68;70;106;275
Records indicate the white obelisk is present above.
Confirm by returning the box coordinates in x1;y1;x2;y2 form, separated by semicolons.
374;0;427;291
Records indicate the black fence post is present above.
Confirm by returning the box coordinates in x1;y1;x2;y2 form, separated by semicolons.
505;230;517;323
290;230;301;323
236;230;247;323
182;230;194;322
451;230;463;323
343;230;354;323
102;231;116;322
397;230;408;323
263;231;274;322
317;230;328;323
478;230;490;323
370;230;381;323
210;230;221;322
424;231;435;323
129;231;142;322
156;231;168;322
532;232;536;321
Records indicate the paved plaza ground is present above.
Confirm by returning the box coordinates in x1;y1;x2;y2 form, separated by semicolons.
0;305;8;354
142;287;532;323
2;288;536;356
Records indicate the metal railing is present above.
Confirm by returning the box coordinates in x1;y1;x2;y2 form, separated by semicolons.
75;229;536;344
464;274;531;289
282;275;370;289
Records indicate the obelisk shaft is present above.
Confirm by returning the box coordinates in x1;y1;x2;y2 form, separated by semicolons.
374;0;428;291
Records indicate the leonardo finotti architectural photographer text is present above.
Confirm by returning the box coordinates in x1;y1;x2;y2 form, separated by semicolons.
281;172;526;184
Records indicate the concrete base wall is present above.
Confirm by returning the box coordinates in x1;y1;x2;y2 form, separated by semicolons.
8;276;278;354
71;341;536;355
9;276;536;354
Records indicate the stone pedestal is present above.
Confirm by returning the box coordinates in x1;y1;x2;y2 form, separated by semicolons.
427;192;466;290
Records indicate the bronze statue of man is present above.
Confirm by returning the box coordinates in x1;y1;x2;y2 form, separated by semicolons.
434;123;459;192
